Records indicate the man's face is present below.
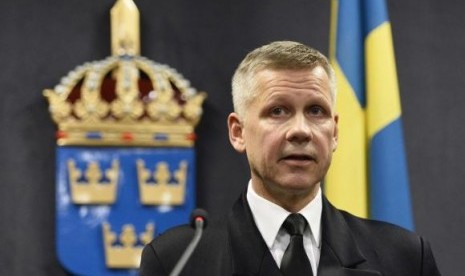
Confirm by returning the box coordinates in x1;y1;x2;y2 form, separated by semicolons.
228;67;338;205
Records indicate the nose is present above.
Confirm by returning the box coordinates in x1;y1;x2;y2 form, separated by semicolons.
286;114;312;143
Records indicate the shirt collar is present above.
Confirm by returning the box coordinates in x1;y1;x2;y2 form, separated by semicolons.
246;180;322;249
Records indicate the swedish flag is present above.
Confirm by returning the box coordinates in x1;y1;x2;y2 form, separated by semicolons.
325;0;414;230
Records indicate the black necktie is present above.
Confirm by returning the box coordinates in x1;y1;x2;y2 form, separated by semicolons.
280;213;313;276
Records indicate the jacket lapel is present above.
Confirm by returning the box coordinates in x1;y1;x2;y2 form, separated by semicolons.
318;196;381;276
228;192;282;276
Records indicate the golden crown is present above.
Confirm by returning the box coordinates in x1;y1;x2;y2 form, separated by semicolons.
137;159;187;206
67;159;119;204
43;0;206;147
102;222;155;269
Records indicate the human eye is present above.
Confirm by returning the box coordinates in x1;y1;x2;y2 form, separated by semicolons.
269;106;287;117
308;105;326;116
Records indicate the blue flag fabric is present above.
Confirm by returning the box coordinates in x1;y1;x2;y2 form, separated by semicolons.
326;0;414;230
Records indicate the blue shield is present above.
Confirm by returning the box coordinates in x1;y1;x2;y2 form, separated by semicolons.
56;147;195;275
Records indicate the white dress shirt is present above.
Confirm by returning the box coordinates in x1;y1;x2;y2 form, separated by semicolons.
246;181;322;276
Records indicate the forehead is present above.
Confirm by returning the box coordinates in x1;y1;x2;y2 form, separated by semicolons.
252;67;331;98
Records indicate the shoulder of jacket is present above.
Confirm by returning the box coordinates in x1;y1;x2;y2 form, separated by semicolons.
339;210;423;252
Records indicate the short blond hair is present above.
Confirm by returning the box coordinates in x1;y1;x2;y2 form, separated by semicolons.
231;41;336;117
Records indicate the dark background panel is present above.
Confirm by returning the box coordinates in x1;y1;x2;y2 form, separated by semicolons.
389;0;465;271
0;0;463;275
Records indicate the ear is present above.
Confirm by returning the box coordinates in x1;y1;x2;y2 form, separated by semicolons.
332;114;339;152
227;112;246;153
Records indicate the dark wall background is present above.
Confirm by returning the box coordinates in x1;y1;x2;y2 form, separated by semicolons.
0;0;463;275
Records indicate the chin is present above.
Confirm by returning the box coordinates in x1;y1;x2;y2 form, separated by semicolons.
279;178;319;193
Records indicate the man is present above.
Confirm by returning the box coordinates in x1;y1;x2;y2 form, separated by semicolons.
140;41;441;276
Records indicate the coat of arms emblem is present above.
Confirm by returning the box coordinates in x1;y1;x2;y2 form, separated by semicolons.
44;0;206;274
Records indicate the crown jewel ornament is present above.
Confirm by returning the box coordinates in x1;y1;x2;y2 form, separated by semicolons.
44;0;206;147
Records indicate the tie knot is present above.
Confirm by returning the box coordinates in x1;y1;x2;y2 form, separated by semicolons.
283;213;307;236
